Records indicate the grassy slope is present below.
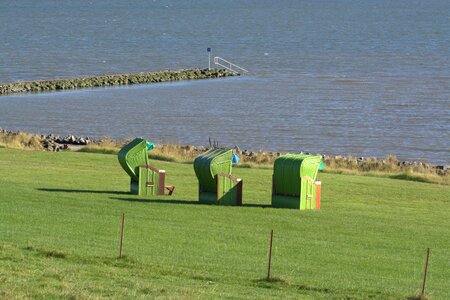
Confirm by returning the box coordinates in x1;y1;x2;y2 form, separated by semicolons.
0;149;449;299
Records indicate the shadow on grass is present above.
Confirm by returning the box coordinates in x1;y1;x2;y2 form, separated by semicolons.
22;244;139;267
23;244;67;259
255;277;287;284
389;173;435;184
254;279;356;297
37;188;272;208
407;293;431;300
254;277;288;289
297;284;331;294
242;203;271;208
110;197;272;208
110;197;202;205
37;188;129;195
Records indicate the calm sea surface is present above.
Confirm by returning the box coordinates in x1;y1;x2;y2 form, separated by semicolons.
0;0;449;164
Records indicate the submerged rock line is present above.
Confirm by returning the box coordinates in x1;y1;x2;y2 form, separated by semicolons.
0;68;236;95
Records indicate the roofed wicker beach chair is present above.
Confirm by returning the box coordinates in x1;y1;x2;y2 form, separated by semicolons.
272;154;322;209
118;138;174;196
193;147;243;206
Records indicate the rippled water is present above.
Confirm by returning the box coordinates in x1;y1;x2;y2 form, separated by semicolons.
0;0;449;164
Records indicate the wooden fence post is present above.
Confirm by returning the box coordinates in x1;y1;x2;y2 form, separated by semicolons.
119;213;125;258
421;248;430;295
267;229;274;280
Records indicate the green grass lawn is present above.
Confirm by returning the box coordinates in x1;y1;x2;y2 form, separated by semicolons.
0;148;449;299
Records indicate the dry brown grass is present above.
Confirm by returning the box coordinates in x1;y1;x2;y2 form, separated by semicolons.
78;142;202;163
324;155;403;172
322;155;449;185
148;144;200;163
389;171;449;185
77;138;121;155
240;151;278;166
1;129;447;185
0;131;43;150
324;168;449;185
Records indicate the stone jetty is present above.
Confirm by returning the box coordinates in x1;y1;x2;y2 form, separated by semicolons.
0;68;236;95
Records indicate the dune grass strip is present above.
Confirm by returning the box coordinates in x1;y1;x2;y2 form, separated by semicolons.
0;128;448;185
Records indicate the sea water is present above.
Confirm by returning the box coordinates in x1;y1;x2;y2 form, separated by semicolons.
0;0;449;164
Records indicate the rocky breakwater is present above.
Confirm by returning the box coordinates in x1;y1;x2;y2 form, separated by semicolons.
41;134;93;152
0;68;236;95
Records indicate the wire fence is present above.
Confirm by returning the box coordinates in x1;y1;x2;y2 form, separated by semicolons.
1;211;444;299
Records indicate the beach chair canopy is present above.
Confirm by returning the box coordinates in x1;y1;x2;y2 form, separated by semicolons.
118;138;149;182
193;147;233;193
272;154;322;209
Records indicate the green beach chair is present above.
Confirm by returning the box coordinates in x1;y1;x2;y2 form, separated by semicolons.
193;147;243;206
118;138;174;196
272;154;322;209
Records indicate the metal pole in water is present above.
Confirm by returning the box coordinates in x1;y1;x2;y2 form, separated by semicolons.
207;48;211;70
